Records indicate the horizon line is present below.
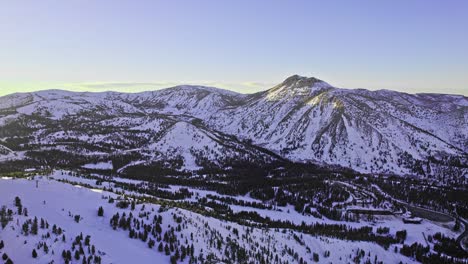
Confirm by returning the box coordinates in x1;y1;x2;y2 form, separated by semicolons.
1;77;467;98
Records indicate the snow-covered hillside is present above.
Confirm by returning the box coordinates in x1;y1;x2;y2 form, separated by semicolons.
208;75;467;176
0;75;466;176
2;172;460;264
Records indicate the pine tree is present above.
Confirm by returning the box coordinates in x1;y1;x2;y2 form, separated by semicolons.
31;217;38;235
97;206;104;217
0;207;10;229
32;249;38;258
17;203;22;215
313;252;319;262
155;223;162;234
158;242;163;252
22;222;29;235
85;235;90;246
74;250;80;260
148;239;155;248
14;197;21;208
165;244;170;255
0;240;4;249
181;245;186;261
170;255;177;264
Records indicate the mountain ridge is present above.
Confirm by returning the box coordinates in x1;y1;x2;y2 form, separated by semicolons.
3;75;467;97
0;75;466;178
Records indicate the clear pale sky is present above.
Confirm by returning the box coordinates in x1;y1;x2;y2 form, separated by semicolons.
0;0;467;96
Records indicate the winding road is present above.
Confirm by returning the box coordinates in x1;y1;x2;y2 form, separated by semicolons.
336;181;468;253
371;183;468;253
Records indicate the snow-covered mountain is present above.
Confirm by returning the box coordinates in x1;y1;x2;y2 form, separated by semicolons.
208;75;467;176
0;76;466;177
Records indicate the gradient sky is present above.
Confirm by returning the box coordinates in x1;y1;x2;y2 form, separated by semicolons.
1;0;467;96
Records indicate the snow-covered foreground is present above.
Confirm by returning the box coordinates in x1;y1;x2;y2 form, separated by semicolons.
0;175;458;263
0;177;167;264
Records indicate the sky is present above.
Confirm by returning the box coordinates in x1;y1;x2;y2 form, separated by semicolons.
0;0;467;96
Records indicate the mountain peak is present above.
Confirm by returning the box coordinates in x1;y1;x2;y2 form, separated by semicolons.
281;75;325;88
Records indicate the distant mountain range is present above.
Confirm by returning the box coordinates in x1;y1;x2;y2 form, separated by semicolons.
0;75;466;177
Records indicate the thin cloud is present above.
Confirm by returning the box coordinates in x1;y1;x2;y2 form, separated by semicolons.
65;82;180;91
62;81;276;94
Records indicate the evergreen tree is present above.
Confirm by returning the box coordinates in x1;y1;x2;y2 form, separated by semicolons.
396;230;407;243
165;244;170;255
158;242;163;252
148;239;155;249
22;222;29;235
17;205;22;215
98;206;104;217
170;255;177;264
155;223;162;234
32;249;37;258
0;207;11;229
0;240;4;249
313;252;319;262
74;250;80;260
85;235;91;246
181;245;186;261
31;217;38;235
14;197;21;207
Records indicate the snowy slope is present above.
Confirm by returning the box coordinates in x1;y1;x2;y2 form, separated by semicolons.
207;75;468;175
0;174;432;264
146;121;276;170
